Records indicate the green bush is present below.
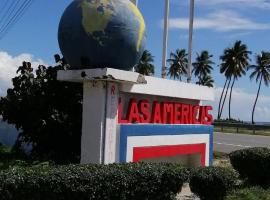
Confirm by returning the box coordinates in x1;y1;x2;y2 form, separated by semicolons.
0;143;30;171
190;167;238;200
0;143;4;153
0;163;189;200
0;142;9;153
214;118;245;124
226;187;270;200
229;147;270;187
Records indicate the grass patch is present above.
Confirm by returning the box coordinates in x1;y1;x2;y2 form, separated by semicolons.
226;187;270;200
213;151;231;168
214;151;228;159
0;142;31;170
214;126;270;136
0;142;10;153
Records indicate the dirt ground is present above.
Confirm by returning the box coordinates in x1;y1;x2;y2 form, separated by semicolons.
177;183;199;200
177;156;231;200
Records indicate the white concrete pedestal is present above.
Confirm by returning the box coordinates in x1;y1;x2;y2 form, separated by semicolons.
58;68;215;166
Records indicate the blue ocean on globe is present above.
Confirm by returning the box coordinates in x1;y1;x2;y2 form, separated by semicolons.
58;0;146;70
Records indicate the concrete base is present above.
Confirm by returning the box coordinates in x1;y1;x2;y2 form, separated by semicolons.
58;68;214;166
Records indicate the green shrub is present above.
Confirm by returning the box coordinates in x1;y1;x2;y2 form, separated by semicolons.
226;187;270;200
0;163;189;200
0;145;31;171
190;167;238;200
0;142;9;154
0;143;4;153
229;147;270;187
214;118;245;124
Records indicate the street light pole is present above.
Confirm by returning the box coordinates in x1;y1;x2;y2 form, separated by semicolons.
161;0;169;78
187;0;194;83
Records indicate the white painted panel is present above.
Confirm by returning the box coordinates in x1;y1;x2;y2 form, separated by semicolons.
57;68;214;101
126;134;210;165
57;68;141;83
120;76;214;101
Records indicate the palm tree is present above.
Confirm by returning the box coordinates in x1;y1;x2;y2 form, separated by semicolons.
196;74;214;87
135;50;155;76
218;40;251;119
193;50;214;84
249;51;270;124
218;76;231;119
167;49;188;81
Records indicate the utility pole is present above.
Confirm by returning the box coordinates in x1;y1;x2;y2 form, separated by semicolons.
187;0;194;83
161;0;169;78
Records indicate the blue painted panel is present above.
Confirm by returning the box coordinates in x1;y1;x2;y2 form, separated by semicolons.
119;124;214;163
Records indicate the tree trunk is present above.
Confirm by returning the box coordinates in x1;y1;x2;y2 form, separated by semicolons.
219;77;231;119
228;77;235;119
252;75;263;124
217;78;228;119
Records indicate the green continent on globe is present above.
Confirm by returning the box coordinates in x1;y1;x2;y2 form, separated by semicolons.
79;0;115;45
128;1;145;52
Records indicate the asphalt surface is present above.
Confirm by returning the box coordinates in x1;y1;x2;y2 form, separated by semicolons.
214;132;270;153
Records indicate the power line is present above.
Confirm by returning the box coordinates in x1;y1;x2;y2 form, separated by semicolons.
0;0;10;33
0;0;15;28
0;0;30;34
0;0;22;30
0;0;9;14
0;0;35;40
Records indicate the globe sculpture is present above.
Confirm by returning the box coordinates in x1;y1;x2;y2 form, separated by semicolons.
58;0;146;70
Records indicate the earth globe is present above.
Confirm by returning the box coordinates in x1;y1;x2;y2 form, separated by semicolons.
58;0;146;70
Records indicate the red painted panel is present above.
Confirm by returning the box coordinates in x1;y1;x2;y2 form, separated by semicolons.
133;143;206;167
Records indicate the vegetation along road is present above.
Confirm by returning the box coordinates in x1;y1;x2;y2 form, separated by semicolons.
214;132;270;153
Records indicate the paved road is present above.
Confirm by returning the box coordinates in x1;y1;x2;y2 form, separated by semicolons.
214;132;270;153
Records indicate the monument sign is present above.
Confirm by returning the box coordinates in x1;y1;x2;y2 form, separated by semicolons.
57;0;214;167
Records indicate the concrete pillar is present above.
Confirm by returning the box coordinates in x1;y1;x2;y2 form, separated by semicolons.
80;81;119;164
80;81;106;164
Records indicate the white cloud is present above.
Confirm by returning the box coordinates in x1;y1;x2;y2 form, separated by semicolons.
0;52;45;96
208;87;270;122
179;34;189;39
196;0;270;10
224;31;252;39
168;10;270;32
173;0;270;10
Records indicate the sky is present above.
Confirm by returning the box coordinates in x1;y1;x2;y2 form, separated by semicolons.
1;0;270;122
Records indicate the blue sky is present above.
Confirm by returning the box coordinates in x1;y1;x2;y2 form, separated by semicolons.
1;0;270;121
